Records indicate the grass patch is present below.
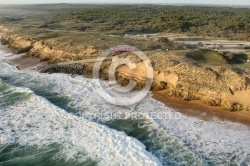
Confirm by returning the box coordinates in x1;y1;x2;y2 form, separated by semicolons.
185;49;227;66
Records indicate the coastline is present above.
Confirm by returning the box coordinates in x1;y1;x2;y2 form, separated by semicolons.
2;50;250;127
1;31;250;113
1;30;250;127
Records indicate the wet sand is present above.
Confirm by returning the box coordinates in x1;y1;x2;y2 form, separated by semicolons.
0;44;43;70
153;90;250;127
9;55;43;70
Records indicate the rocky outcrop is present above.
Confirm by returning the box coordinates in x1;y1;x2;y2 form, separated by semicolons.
0;32;100;63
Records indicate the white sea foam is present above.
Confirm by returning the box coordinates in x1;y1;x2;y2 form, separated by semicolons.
0;86;162;166
0;45;13;61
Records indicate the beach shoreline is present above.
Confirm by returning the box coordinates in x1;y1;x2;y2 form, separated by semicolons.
153;90;250;127
1;51;249;127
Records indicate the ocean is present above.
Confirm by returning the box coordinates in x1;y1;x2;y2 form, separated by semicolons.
0;45;250;166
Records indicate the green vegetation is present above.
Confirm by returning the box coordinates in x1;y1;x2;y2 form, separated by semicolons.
185;49;227;65
183;49;250;72
0;4;249;40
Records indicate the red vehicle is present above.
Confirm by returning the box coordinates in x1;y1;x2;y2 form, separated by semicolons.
111;47;135;54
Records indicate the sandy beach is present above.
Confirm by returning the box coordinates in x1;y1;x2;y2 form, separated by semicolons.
10;55;43;70
153;90;250;127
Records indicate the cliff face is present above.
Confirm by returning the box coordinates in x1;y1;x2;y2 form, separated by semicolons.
1;28;250;112
43;58;250;112
116;56;250;112
0;33;100;63
157;64;250;112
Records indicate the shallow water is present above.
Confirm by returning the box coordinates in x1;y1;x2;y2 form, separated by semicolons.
0;47;250;166
0;144;98;166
